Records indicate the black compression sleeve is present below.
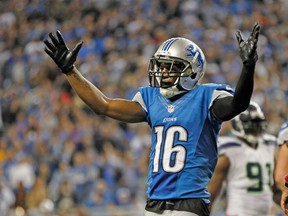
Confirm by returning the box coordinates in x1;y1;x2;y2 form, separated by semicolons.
211;63;255;121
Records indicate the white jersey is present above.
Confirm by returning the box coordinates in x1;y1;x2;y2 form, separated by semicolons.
218;134;277;216
277;121;288;146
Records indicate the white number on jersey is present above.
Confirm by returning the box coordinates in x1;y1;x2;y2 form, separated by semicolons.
153;126;187;173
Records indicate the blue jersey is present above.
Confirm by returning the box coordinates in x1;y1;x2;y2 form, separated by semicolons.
134;84;234;203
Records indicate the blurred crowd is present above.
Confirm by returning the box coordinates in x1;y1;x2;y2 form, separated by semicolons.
0;0;287;215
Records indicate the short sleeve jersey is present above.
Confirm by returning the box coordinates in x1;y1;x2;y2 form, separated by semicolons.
133;83;233;202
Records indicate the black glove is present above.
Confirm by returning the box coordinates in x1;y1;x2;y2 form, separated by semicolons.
235;23;260;66
44;31;83;74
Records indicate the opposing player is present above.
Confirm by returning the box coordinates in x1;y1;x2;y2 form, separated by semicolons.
275;122;288;215
208;101;277;215
43;23;260;215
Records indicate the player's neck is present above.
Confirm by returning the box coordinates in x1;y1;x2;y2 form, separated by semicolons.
168;92;187;102
239;137;258;149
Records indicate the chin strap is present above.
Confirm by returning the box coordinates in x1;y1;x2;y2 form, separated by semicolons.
160;86;187;98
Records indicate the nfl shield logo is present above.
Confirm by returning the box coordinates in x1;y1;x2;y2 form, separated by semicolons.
168;105;175;113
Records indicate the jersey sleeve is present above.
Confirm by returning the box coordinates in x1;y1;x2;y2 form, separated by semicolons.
217;136;242;160
211;89;233;102
210;84;234;107
132;92;147;112
208;84;234;122
277;122;288;146
132;88;150;125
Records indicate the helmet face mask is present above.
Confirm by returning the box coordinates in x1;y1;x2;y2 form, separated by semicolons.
231;102;267;146
148;58;189;89
148;37;206;94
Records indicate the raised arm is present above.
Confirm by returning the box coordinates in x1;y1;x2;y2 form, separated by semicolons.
43;31;145;123
211;23;261;121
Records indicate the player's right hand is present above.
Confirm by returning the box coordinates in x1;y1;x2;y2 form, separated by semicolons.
43;31;83;74
235;23;260;66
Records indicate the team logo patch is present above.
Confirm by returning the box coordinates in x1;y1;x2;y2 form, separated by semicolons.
168;105;175;113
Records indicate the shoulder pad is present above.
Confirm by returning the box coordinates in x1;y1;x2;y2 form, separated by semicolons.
218;136;241;152
262;133;277;146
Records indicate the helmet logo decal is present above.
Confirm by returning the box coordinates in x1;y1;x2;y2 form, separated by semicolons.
185;45;204;67
163;38;178;51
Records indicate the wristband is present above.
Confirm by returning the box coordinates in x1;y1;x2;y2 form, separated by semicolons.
285;175;288;188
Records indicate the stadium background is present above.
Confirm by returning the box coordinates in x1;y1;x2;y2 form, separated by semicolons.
0;0;287;215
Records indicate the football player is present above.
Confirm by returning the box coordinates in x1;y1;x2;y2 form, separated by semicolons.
208;101;277;215
44;23;260;216
275;122;288;215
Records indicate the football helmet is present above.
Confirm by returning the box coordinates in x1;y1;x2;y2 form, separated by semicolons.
231;101;267;145
148;37;206;97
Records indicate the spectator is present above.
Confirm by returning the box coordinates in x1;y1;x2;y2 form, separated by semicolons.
0;168;15;216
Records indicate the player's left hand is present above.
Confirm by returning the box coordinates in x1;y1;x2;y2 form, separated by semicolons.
235;23;260;66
